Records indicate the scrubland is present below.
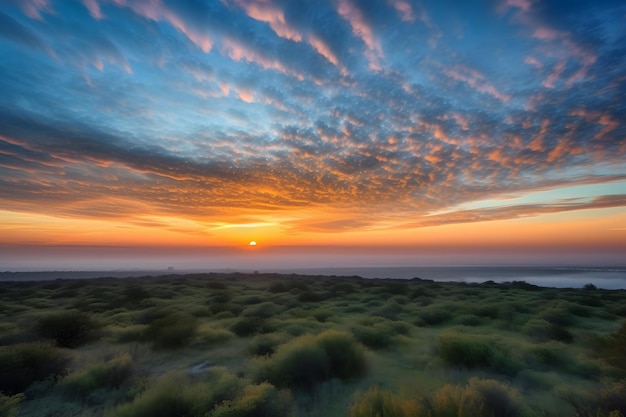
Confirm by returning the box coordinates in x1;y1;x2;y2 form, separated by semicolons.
1;273;625;417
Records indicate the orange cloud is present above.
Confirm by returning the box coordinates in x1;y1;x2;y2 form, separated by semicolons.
18;0;53;20
232;0;302;42
82;0;103;19
308;34;349;75
336;0;384;71
122;0;213;52
387;0;415;22
444;65;511;102
221;37;304;80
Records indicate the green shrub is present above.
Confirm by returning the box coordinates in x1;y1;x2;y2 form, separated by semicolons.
256;336;328;388
208;382;294;417
375;301;405;320
0;392;25;417
209;303;242;316
418;307;452;326
315;330;367;380
311;309;332;323
436;332;522;375
298;291;324;302
249;334;283;357
538;307;576;326
455;314;483;326
466;377;529;417
123;286;150;304
389;321;411;335
427;378;530;417
108;369;242;417
599;320;626;371
255;330;366;388
144;312;197;349
349;387;418;417
208;281;227;290
436;332;492;368
473;304;500;319
242;302;280;319
527;343;569;370
0;341;68;393
560;381;626;417
37;310;99;348
197;327;234;346
231;317;272;337
62;353;133;399
352;325;395;350
522;318;573;343
107;373;201;417
268;283;287;293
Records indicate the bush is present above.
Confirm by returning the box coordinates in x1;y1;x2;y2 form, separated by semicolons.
349;387;418;417
0;341;68;394
37;310;99;348
561;381;626;417
375;301;405;320
418;307;452;326
455;314;483;326
242;302;280;319
298;291;324;302
538;307;576;326
108;369;241;417
352;325;395;350
249;334;283;357
315;330;367;380
255;330;366;388
208;382;294;417
144;312;197;349
0;392;25;417
427;378;530;417
62;353;133;399
522;318;573;343
197;327;234;346
208;303;242;316
268;283;287;293
231;317;273;337
107;369;294;417
436;332;522;375
256;336;328;388
599;320;626;371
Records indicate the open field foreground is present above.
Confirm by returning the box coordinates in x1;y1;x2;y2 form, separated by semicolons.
1;273;625;417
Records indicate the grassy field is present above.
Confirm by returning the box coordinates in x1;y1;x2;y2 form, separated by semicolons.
1;272;625;417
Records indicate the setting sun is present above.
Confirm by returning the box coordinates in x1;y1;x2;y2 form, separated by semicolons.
249;241;257;246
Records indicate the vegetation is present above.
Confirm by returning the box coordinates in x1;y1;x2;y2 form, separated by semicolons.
0;272;624;417
37;310;99;348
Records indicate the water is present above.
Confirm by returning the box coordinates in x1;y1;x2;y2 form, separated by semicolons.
276;266;626;290
1;266;625;290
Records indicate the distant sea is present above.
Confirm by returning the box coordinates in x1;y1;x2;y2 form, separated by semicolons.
1;266;625;290
283;266;626;290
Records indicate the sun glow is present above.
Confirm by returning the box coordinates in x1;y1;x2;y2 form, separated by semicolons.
249;240;257;246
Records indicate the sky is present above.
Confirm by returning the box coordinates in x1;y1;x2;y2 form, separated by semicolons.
0;0;625;269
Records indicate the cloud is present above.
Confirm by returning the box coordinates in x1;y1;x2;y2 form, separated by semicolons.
336;0;384;70
0;0;624;238
444;64;511;102
118;0;213;52
413;194;626;228
387;0;415;22
82;0;104;19
231;0;302;42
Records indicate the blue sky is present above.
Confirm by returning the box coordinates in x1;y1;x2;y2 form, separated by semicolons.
0;0;625;264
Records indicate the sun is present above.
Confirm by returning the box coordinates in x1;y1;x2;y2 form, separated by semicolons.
248;240;257;246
